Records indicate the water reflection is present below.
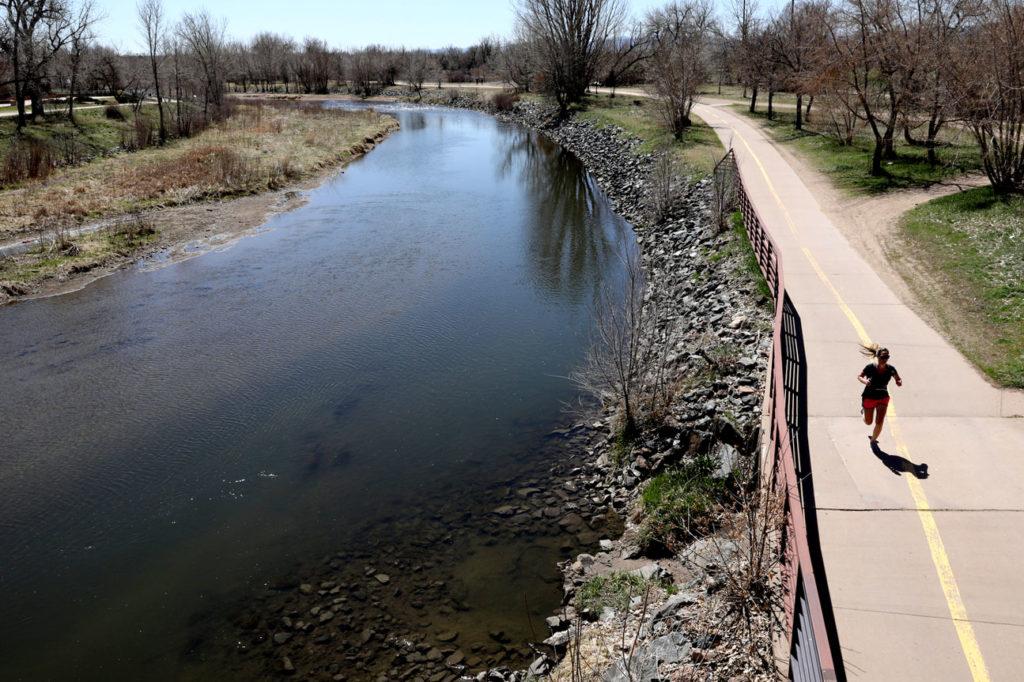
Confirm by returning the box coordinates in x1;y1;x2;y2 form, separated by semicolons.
497;127;631;302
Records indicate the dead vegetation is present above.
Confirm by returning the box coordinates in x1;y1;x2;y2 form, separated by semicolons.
0;101;397;299
0;101;397;245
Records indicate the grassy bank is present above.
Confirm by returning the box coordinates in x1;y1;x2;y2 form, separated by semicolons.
1;106;130;170
896;188;1024;387
735;106;982;195
0;102;397;294
577;94;724;177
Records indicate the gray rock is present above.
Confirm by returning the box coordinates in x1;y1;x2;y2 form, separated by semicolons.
544;630;570;649
630;563;667;582
714;443;740;478
651;591;699;621
647;632;692;664
528;656;551;676
272;632;292;645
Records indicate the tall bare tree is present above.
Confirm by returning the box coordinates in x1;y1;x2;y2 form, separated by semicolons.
2;0;93;126
646;0;716;137
827;0;916;176
515;0;625;114
956;0;1024;192
599;20;651;96
732;0;760;109
177;9;227;120
137;0;166;143
403;49;431;98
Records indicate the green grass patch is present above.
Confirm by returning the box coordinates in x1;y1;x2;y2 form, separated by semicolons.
897;187;1024;387
0;106;149;167
639;455;725;555
575;571;657;613
577;93;724;178
726;210;774;304
735;106;982;195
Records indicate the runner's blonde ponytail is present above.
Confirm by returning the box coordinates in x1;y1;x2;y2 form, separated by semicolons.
859;343;882;358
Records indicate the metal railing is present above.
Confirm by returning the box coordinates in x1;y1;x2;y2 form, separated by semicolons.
728;149;840;682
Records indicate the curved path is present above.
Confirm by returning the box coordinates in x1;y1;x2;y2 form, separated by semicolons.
694;100;1024;681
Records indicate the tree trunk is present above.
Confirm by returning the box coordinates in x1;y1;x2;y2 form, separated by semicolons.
871;136;885;176
14;69;26;128
68;72;77;124
926;117;942;166
767;90;774;120
795;93;803;130
805;95;813;121
30;86;43;121
749;85;758;113
152;57;167;145
883;131;896;160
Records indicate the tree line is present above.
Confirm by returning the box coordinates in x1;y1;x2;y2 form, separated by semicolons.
3;0;1022;192
509;0;1023;193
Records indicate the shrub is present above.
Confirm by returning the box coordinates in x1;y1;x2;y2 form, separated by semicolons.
1;138;54;186
575;572;650;613
639;455;724;555
105;105;125;121
492;92;520;112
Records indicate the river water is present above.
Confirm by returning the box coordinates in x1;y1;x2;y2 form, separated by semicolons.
0;105;635;679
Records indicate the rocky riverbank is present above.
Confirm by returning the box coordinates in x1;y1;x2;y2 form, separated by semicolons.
202;92;777;681
443;92;779;681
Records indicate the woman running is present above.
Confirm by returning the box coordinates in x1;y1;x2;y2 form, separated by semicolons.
858;344;902;445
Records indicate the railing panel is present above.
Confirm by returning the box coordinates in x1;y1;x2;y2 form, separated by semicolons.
727;150;839;682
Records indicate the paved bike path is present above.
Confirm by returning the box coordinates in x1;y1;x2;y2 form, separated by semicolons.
694;101;1024;681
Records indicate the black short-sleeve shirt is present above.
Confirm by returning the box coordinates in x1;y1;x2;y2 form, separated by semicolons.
862;363;898;399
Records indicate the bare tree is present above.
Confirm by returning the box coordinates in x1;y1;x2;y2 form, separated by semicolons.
2;0;95;126
515;0;626;114
403;48;430;98
137;0;166;143
572;252;677;438
599;20;651;97
348;47;381;98
177;9;228;120
905;0;984;165
294;36;332;94
956;0;1024;193
766;0;830;130
62;0;94;123
827;0;915;176
646;0;716;138
731;0;760;110
498;36;536;92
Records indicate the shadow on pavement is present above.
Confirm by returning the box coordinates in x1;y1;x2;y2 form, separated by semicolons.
871;441;929;479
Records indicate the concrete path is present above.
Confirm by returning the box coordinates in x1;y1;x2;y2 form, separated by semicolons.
694;100;1024;681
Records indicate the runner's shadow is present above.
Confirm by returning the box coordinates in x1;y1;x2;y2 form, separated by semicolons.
871;441;929;479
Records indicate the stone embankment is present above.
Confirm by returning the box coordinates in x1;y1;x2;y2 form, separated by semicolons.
438;94;777;680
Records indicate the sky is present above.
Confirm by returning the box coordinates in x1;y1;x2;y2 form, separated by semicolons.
90;0;749;51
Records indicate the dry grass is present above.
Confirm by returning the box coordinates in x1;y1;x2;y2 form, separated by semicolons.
0;102;397;243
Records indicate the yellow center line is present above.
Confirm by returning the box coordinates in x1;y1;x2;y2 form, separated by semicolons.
702;107;992;681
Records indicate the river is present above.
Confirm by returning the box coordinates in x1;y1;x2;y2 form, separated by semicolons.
0;104;636;679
